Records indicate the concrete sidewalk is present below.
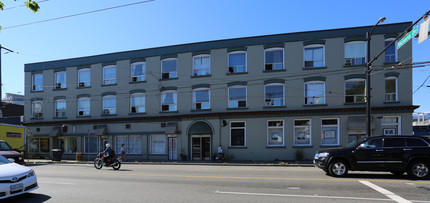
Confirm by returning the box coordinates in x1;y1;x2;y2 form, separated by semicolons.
25;159;314;167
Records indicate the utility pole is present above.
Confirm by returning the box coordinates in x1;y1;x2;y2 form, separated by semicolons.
0;44;15;117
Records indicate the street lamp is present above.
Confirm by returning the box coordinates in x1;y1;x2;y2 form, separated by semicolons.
366;17;386;137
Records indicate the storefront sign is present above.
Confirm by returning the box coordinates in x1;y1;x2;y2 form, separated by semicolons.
6;132;22;138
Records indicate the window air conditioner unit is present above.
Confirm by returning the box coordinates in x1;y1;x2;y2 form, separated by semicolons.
78;82;85;87
195;103;202;110
162;73;170;79
103;109;110;114
56;83;62;89
132;76;138;82
131;107;137;113
162;105;169;111
238;100;246;107
78;111;84;116
228;67;234;73
345;59;352;66
265;99;274;106
265;64;273;71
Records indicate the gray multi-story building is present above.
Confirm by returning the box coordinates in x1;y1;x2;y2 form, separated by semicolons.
24;22;417;161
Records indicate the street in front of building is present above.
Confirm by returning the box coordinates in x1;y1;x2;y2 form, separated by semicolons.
8;163;430;202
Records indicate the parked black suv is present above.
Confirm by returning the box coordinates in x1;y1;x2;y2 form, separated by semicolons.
314;135;430;179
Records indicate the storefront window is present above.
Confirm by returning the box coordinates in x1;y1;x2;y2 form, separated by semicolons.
294;119;311;146
84;137;99;154
321;118;339;146
150;135;166;154
59;137;77;153
29;138;50;154
115;135;142;154
267;120;284;146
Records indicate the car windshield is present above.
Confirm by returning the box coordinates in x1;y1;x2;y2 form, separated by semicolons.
0;142;13;151
344;137;367;148
0;156;11;165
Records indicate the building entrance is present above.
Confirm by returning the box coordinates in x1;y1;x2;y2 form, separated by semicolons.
191;136;210;160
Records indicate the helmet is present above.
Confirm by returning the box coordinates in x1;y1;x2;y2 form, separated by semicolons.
106;143;111;148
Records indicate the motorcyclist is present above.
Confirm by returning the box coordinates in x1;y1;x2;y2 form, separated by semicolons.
102;143;115;165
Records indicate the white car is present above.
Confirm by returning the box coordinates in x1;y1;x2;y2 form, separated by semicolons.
0;155;38;199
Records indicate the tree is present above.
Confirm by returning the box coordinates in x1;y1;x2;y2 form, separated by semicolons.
0;0;40;29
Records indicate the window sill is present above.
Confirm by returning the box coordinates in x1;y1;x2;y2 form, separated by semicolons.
344;102;365;105
101;114;117;117
303;66;327;70
266;146;286;149
384;101;400;104
343;65;366;68
292;145;313;148
160;78;178;81
226;72;248;75
129;112;147;115
129;81;146;84
77;86;91;89
191;109;212;112
77;116;91;118
228;146;247;149
30;90;44;93
263;69;286;73
191;74;211;78
101;83;117;87
320;145;340;148
53;117;67;119
159;111;178;114
53;88;67;91
303;104;327;107
227;107;248;110
263;105;286;109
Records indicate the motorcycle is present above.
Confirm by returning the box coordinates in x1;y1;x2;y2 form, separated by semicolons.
94;152;121;170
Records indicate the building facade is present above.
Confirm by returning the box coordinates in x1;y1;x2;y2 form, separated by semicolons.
24;22;416;161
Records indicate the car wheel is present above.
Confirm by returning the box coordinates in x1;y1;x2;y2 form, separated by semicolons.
328;160;348;177
408;161;430;179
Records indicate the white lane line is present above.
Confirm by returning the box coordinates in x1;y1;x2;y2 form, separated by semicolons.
359;181;411;203
38;181;77;185
215;190;393;201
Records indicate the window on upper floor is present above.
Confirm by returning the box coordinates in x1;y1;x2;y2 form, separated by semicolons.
77;97;90;116
385;77;398;102
54;71;66;89
265;48;284;71
54;99;66;118
304;81;325;105
32;74;43;91
130;93;146;113
294;119;311;146
321;118;339;146
228;86;247;108
161;59;177;79
267;120;284;146
385;38;397;63
264;83;284;107
192;88;210;110
345;79;365;104
102;95;116;115
31;101;43;118
78;69;91;87
230;121;246;147
228;52;247;73
103;66;117;85
193;55;210;76
161;91;177;112
131;62;146;82
304;45;325;68
345;41;366;66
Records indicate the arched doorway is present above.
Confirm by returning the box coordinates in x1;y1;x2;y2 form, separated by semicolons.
188;121;213;160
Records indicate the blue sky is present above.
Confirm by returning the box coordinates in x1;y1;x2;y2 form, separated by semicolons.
0;0;429;112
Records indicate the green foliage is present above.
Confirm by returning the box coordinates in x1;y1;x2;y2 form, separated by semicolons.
25;0;39;13
0;2;4;10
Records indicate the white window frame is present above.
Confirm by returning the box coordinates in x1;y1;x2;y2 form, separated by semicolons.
130;93;146;113
294;119;312;146
32;74;43;91
161;58;178;79
115;135;143;155
161;90;177;112
54;71;67;89
228;51;247;73
382;116;401;135
264;48;284;71
230;121;246;147
131;62;146;82
54;99;67;118
102;95;116;115
78;68;91;87
344;41;367;66
192;55;211;76
321;118;340;146
77;97;90;117
385;38;398;63
103;65;117;85
264;83;285;107
267;120;284;147
304;81;326;105
31;101;43;118
228;85;247;108
150;134;167;155
304;44;325;68
192;88;210;110
385;76;398;102
344;79;366;103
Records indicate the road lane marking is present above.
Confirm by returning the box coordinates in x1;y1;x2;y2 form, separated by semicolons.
360;181;411;203
215;190;395;202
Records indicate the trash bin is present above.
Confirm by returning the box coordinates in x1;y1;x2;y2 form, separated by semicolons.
52;149;62;161
76;152;83;161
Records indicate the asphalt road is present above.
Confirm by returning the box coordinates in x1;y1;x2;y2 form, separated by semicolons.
7;163;430;203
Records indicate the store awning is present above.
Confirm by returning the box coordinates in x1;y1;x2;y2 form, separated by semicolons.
348;116;375;130
165;123;178;134
49;127;61;137
94;125;107;136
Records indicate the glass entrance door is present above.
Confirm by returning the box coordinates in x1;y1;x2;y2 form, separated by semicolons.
168;137;177;160
191;136;210;160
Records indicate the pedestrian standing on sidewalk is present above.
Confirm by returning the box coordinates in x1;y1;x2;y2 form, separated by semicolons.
216;145;224;161
120;144;127;162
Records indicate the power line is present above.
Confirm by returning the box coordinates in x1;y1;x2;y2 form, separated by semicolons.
2;0;50;11
2;0;155;30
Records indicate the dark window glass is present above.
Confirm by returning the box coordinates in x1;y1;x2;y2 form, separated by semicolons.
384;138;405;148
231;129;245;146
231;122;245;128
406;138;428;147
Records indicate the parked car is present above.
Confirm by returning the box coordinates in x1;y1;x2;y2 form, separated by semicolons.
0;140;25;165
314;135;430;179
0;155;38;199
